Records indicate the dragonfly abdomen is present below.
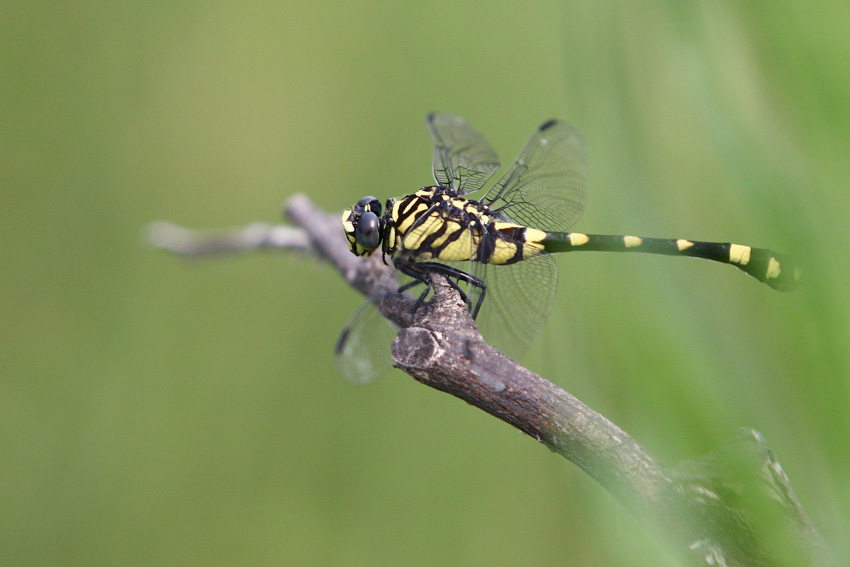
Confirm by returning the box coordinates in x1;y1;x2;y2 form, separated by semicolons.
542;232;801;291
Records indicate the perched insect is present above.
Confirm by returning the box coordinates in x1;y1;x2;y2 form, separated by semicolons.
337;113;800;384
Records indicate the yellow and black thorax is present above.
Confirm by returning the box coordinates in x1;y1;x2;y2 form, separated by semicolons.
343;186;547;266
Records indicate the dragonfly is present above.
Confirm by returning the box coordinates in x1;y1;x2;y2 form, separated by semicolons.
336;113;800;384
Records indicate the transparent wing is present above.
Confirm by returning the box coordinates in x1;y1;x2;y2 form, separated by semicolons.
427;113;501;195
467;250;558;361
335;287;400;385
481;120;587;233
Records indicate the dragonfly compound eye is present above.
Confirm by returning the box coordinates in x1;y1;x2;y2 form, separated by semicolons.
356;196;382;216
355;211;381;251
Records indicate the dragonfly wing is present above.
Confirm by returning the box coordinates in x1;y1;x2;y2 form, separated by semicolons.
427;113;500;195
482;119;587;233
335;287;400;385
469;249;558;361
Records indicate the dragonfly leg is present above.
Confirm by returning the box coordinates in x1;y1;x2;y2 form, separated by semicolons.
394;258;487;317
397;277;431;312
394;258;436;313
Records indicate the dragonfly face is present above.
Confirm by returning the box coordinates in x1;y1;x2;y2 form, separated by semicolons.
342;196;384;257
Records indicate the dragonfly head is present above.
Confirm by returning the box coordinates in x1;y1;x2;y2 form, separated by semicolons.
342;196;383;256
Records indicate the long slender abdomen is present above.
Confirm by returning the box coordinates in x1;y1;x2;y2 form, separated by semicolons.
542;232;801;291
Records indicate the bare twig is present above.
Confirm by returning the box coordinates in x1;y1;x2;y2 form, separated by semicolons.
146;220;312;256
148;194;834;567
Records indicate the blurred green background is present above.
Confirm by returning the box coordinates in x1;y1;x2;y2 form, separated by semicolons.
3;1;848;565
